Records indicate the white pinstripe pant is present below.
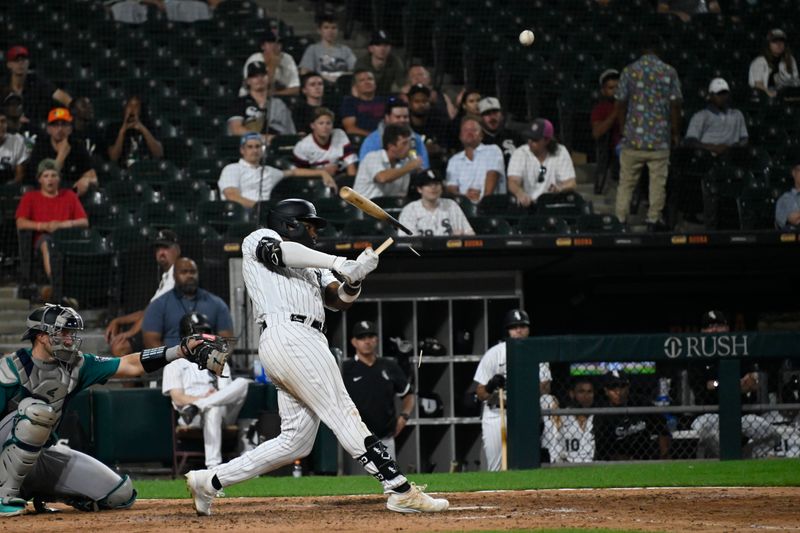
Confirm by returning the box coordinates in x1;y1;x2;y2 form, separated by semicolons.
214;322;373;486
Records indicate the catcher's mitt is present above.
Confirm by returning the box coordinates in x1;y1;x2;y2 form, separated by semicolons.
181;333;230;376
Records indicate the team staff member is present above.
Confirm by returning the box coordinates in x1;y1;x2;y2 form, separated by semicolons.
342;320;414;460
0;304;209;516
185;199;448;515
472;309;555;471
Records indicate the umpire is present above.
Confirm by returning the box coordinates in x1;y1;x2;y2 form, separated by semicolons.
342;321;414;460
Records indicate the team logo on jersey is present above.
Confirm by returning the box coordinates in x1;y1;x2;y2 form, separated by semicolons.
663;335;750;359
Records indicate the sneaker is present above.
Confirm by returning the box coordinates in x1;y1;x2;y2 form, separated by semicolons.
0;497;27;517
386;483;449;513
179;404;200;425
186;470;217;516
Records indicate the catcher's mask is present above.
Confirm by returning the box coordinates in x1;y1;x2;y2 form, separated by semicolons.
267;198;327;246
22;304;84;365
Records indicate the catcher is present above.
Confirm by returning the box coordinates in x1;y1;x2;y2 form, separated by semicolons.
0;304;228;517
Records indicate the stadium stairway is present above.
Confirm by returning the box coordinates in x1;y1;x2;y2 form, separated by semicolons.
0;286;32;352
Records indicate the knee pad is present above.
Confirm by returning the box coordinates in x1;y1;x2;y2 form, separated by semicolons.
67;475;137;512
357;436;403;484
0;399;57;498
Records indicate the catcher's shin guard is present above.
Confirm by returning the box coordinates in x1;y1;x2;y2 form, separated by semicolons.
357;436;408;491
65;475;136;512
0;398;58;499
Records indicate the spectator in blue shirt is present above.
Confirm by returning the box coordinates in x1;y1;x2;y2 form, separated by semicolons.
142;257;234;348
359;99;429;169
775;158;800;231
341;70;387;137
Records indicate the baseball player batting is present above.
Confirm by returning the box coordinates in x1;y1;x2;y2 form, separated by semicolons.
185;198;448;515
0;304;220;517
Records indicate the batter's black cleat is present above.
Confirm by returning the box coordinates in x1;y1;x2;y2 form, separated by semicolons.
179;404;200;424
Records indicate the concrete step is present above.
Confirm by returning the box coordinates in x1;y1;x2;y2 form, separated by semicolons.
0;286;17;299
0;297;30;311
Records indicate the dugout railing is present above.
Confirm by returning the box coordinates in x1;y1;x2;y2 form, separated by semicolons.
507;332;800;469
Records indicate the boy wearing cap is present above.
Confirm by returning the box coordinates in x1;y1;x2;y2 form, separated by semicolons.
342;320;414;461
354;30;405;96
104;229;181;356
399;170;474;236
0;107;28;183
228;61;296;141
26;108;97;196
15;159;88;298
749;29;800;98
242;32;300;97
507;118;577;207
775;158;800;231
478;97;523;167
299;15;357;83
684;78;748;156
1;45;71;128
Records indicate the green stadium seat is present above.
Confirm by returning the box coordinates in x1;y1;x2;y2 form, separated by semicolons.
477;194;525;222
109;225;156;252
467;216;514;236
129;160;181;186
575;214;623;234
535;192;591;223
223;222;258;243
270;178;329;201
187;157;227;187
737;186;780;230
313;197;362;229
341;219;390;237
269;134;302;157
105;181;157;212
371;196;407;218
182;115;226;142
163;179;214;210
451;195;478;218
95;161;123;183
161;138;203;169
50;227;114;308
195;200;250;234
214;137;243;163
137;202;194;229
517;215;571;235
92;204;137;235
173;223;222;244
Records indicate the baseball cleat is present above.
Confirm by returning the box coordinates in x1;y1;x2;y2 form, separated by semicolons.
386;483;449;513
186;469;217;516
0;497;27;517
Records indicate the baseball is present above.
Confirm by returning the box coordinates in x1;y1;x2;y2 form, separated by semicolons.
519;29;535;46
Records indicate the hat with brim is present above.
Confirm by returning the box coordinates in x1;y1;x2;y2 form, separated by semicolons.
352;320;377;337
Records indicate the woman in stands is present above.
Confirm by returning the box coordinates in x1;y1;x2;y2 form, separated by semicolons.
448;88;481;150
749;28;800;99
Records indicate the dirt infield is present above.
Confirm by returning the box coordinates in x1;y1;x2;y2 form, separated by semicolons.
16;487;800;532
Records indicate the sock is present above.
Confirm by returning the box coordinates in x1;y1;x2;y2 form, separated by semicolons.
395;482;411;493
211;475;222;490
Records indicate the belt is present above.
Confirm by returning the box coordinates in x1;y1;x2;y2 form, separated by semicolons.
260;313;326;334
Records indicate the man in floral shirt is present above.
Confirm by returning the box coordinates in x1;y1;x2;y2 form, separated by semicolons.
614;36;682;231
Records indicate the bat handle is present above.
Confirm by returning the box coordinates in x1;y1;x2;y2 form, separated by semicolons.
499;387;508;471
374;237;394;255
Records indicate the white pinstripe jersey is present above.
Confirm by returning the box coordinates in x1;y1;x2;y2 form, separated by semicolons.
292;129;357;171
398;198;475;236
555;415;595;463
241;228;338;325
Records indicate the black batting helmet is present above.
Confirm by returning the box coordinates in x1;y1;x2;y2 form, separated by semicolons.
180;312;213;338
267;198;327;246
503;308;530;329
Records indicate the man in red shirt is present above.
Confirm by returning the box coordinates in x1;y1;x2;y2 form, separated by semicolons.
590;69;621;193
15;159;88;299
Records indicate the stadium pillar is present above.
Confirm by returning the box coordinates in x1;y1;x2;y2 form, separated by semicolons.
507;339;540;469
718;358;742;460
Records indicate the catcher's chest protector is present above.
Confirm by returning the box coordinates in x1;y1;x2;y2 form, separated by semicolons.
0;351;82;420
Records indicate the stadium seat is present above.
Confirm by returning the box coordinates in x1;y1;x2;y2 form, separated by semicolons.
95;161;123;183
137;202;194;229
467;216;514;236
269;135;302;157
737;186;780;230
187;157;227;188
163;179;214;210
313;197;362;229
182;115;226;142
161;138;204;169
91;204;137;235
270;178;329;201
109;225;157;252
371;196;407;218
517;215;571;235
129;160;181;186
214;137;244;163
195;201;250;234
173;223;222;244
477;194;525;223
450;195;478;218
535;192;591;223
49;227;115;308
341;219;390;237
105;181;157;212
222;222;258;243
576;214;623;234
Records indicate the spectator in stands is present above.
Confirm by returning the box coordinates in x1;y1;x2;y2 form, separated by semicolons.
478;97;523;167
775;157;800;231
229;62;296;142
448;88;481;149
292;107;357;182
109;0;220;23
748;29;800;99
26;108;97;196
163;311;249;469
341;70;387;137
507;118;577;208
684;78;748;156
591;69;622;160
354;30;405;96
0;107;28;183
407;84;450;159
399;65;456;119
298;15;356;84
143;257;234;348
359;99;430;169
219;132;336;209
614;36;682;231
107;95;163;167
242;32;300;97
399;169;474;236
756;375;800;458
292;72;324;136
2;93;35;143
105;229;181;356
593;370;671;460
657;0;720;22
15;159;88;300
68;97;107;160
551;377;596;464
353;124;422;199
445;115;505;202
1;45;71;129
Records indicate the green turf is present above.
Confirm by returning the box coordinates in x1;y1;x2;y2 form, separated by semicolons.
134;458;800;499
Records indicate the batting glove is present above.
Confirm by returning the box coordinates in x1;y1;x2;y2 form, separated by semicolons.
485;373;506;394
333;259;371;286
355;247;379;274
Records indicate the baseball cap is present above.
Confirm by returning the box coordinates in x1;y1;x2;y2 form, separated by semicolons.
47;107;73;124
598;68;620;87
413;169;443;187
478;96;502;114
7;45;29;62
700;310;728;329
603;370;630;388
370;29;391;46
246;61;267;78
522;118;554;141
708;78;730;94
153;228;179;248
768;28;787;41
36;159;59;177
352;320;377;337
407;83;431;99
240;132;263;146
260;31;280;44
